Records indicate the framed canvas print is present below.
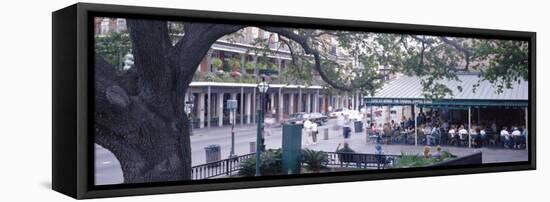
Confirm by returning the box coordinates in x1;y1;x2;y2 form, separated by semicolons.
52;3;536;199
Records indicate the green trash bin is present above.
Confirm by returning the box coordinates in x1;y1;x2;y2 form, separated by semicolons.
354;121;363;133
282;123;303;175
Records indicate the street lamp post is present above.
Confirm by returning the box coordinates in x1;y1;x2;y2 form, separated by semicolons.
255;77;269;176
185;97;194;136
227;99;238;159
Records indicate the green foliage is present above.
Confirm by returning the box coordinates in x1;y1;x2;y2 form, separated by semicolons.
245;61;255;71
95;31;132;71
257;58;269;70
279;60;313;86
301;149;328;172
392;150;455;168
167;21;185;44
239;75;257;83
211;58;223;70
238;149;283;177
223;62;232;72
203;72;217;81
472;40;528;93
229;58;241;71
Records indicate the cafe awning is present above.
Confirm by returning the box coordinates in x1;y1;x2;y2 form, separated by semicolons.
364;73;528;108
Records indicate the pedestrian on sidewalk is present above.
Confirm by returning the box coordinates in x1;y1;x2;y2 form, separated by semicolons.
303;119;314;146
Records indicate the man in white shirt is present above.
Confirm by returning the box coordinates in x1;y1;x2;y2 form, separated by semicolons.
458;127;468;140
303;119;313;146
500;127;511;148
500;127;510;139
511;127;521;136
311;122;318;144
511;127;522;149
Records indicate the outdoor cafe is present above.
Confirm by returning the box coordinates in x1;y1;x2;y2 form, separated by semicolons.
363;73;528;149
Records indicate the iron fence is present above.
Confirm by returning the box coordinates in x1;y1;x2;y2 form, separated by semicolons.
191;153;255;180
191;152;400;180
323;152;399;169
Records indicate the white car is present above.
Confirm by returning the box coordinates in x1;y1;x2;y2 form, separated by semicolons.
329;108;348;118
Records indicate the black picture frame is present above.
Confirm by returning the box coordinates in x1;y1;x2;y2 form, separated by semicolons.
52;3;536;199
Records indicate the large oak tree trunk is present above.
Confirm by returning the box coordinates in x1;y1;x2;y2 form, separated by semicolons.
94;19;242;183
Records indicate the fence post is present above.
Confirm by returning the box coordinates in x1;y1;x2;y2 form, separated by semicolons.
249;141;256;153
226;159;230;176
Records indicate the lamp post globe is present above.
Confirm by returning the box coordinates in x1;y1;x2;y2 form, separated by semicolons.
258;80;269;93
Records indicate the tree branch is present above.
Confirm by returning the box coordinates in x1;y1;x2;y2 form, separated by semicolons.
169;23;244;118
439;37;470;70
260;26;382;91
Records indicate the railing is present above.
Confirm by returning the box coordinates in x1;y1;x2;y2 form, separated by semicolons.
323;152;400;169
191;152;400;180
191;153;255;180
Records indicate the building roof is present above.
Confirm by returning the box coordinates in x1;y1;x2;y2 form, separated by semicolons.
190;81;324;89
365;73;528;107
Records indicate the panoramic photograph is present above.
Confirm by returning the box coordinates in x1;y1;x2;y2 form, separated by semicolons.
93;17;529;185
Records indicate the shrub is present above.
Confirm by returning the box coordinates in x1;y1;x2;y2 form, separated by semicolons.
223;62;232;72
203;72;216;81
392;150;455;168
211;58;223;70
301;149;328;172
245;62;255;72
238;149;283;176
229;58;241;70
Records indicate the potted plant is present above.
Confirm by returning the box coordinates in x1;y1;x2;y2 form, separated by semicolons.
223;62;231;72
245;61;255;74
211;57;223;71
229;58;241;72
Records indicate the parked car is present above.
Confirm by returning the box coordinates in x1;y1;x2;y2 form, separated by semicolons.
285;112;308;124
308;112;329;125
285;112;328;125
329;108;348;118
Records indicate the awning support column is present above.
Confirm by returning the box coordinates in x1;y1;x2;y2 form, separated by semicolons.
369;105;373;124
414;105;418;146
468;107;472;148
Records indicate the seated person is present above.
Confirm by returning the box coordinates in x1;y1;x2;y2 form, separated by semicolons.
500;127;512;148
480;128;488;145
511;127;523;149
470;127;481;147
336;143;357;165
336;142;355;153
431;145;443;159
423;146;431;158
448;126;458;145
511;127;522;137
458;125;468;140
427;125;439;146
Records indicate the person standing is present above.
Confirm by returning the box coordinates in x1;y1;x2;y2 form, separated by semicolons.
271;108;276;118
311;121;318;144
303;119;313;146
